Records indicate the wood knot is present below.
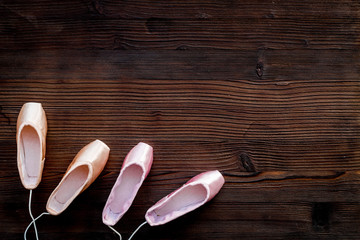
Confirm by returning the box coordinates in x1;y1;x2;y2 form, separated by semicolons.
304;39;309;47
113;36;128;50
0;105;10;126
146;17;173;33
312;202;332;231
90;0;105;16
255;62;264;78
238;153;255;172
176;45;188;50
265;13;275;19
151;111;162;120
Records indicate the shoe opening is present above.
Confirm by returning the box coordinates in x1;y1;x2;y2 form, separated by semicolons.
104;164;143;224
48;165;89;214
20;125;41;187
147;184;207;224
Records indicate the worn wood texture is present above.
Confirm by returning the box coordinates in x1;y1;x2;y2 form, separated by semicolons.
0;0;359;239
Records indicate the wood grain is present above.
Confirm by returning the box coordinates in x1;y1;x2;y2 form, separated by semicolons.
0;0;360;239
0;0;359;50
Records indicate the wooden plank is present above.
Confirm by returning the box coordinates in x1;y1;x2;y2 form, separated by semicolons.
2;0;359;20
0;1;359;50
0;50;358;80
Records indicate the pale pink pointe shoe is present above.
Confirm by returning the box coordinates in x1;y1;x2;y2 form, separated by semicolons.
17;102;47;190
46;139;110;215
102;142;153;226
145;170;225;226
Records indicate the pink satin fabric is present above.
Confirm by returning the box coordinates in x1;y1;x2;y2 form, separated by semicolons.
145;170;225;226
102;142;153;226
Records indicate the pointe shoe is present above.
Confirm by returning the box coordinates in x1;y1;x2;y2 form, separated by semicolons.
102;142;153;226
46;140;110;215
17;102;47;190
145;170;224;226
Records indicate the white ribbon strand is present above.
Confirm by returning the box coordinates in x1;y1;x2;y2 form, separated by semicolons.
24;190;50;240
128;221;147;240
108;225;122;240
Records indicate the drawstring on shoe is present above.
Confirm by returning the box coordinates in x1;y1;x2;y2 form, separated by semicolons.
107;221;146;240
24;212;50;240
24;189;50;240
128;221;147;240
25;190;146;240
108;225;122;240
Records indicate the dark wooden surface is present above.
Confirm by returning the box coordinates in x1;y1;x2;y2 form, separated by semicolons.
0;0;360;239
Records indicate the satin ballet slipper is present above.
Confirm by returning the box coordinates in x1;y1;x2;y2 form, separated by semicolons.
145;170;225;226
46;139;110;215
102;142;153;226
17;102;47;190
